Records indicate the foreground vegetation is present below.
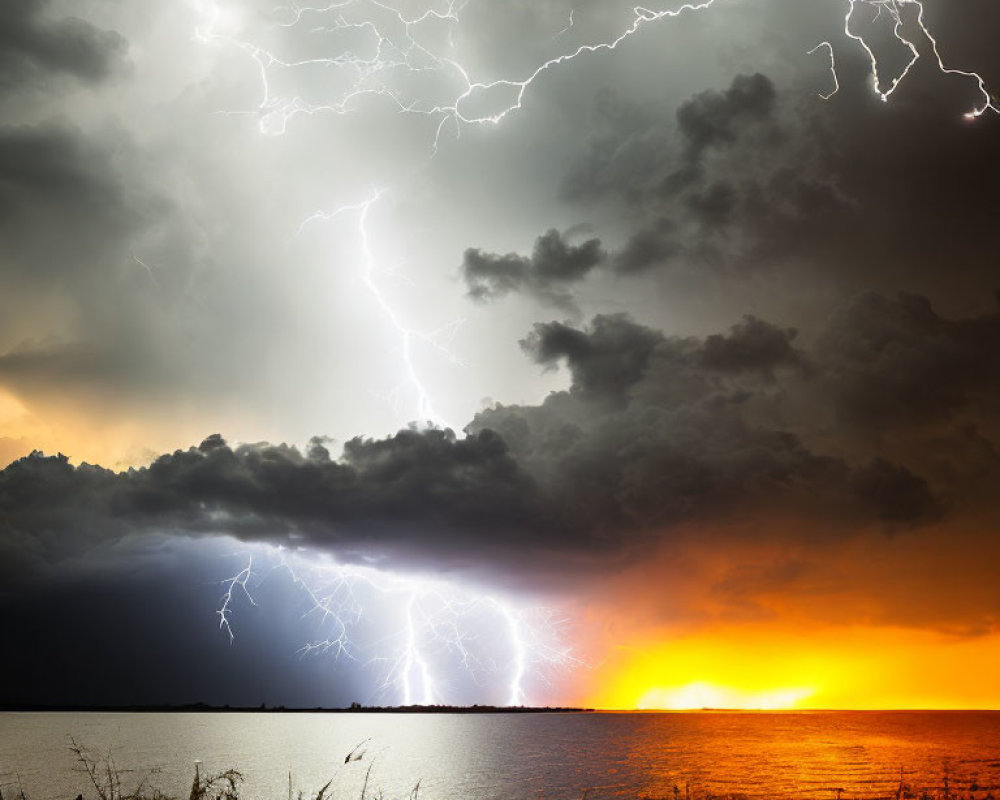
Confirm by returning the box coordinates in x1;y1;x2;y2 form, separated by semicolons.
1;739;412;800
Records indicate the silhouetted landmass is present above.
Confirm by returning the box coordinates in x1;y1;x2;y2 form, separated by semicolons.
0;702;593;713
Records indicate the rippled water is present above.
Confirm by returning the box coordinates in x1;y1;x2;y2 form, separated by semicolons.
2;712;999;800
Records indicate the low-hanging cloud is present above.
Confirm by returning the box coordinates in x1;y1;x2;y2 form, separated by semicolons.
8;295;993;589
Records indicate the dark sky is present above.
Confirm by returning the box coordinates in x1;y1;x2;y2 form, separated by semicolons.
1;0;999;709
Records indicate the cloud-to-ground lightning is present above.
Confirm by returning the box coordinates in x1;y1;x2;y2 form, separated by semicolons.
217;546;577;706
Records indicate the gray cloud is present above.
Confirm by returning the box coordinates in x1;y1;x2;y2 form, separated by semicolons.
7;299;981;589
463;229;605;311
520;313;663;404
475;58;998;313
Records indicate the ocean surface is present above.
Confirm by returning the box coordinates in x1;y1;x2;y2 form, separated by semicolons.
2;712;999;800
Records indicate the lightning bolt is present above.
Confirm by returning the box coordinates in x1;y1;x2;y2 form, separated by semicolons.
808;41;840;100
193;0;996;137
218;545;577;706
839;0;997;117
217;555;256;643
296;190;463;426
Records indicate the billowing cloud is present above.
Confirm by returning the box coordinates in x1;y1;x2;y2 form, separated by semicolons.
478;58;999;317
10;297;993;594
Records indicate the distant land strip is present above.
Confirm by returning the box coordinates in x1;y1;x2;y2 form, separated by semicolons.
0;702;594;714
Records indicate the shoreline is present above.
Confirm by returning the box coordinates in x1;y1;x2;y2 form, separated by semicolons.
0;703;594;714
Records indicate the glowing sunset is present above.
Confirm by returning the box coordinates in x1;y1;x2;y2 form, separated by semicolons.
1;1;999;798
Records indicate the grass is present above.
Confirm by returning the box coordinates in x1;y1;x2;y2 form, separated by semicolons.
1;739;413;800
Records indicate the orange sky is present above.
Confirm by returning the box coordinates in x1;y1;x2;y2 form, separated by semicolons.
557;516;1000;711
579;624;1000;710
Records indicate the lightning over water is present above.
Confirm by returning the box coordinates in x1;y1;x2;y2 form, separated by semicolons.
217;546;576;706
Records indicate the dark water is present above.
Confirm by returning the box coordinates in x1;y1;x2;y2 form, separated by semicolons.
2;712;999;800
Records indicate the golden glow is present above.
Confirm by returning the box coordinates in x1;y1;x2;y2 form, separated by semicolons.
585;625;1000;710
0;386;268;470
638;683;814;710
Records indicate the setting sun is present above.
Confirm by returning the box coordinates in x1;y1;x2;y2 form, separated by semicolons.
638;683;815;710
583;625;1000;711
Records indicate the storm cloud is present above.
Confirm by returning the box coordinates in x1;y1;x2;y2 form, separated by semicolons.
9;295;993;591
463;229;606;311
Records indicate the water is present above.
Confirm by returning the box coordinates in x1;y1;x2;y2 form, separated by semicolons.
2;712;999;800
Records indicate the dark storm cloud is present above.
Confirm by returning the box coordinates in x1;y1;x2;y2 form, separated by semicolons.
521;313;663;403
476;56;998;307
674;72;778;161
476;311;939;534
607;64;999;292
0;0;127;88
7;298;981;589
561;70;833;276
462;229;605;310
0;428;554;585
461;72;787;285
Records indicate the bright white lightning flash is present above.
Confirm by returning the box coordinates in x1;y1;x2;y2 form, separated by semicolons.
296;190;463;426
217;546;576;706
193;0;996;136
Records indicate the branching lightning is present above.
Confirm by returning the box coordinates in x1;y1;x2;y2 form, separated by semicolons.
193;0;996;138
217;546;577;706
217;555;256;643
840;0;997;117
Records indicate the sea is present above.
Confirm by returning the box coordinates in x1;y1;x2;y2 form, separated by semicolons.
2;711;999;800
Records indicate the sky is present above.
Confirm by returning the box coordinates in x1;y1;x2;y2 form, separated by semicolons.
1;0;999;710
